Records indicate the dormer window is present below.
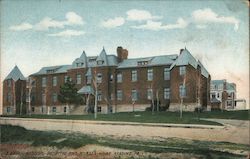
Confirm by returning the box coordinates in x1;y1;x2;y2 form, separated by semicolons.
137;61;149;66
76;62;84;67
47;69;55;74
97;60;104;65
89;58;96;63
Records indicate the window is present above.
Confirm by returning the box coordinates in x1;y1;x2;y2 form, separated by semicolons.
97;60;104;65
97;91;102;101
131;70;137;82
117;73;122;83
179;84;186;97
41;107;44;113
147;69;153;81
7;92;11;102
52;107;56;113
147;88;153;100
211;93;216;98
164;88;170;99
164;68;170;80
131;89;138;101
52;76;57;86
7;80;11;87
97;106;102;112
227;101;232;106
42;77;47;87
110;74;113;82
31;95;35;103
52;93;57;103
117;90;123;101
31;80;36;87
64;107;67;113
110;93;114;101
97;73;102;83
76;74;81;84
87;76;92;84
217;93;220;98
7;107;11;113
179;66;186;76
42;94;46;105
32;107;35;112
76;62;84;67
64;76;69;83
138;61;148;66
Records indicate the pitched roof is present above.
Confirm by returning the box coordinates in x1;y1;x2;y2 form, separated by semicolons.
78;85;94;94
170;48;210;78
211;80;226;85
211;97;221;103
117;54;178;68
226;83;236;91
5;65;26;81
72;51;87;68
31;65;72;76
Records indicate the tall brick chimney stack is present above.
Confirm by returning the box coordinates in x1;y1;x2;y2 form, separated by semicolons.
117;46;128;63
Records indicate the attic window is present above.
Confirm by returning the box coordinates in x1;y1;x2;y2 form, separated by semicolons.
137;61;148;66
89;58;96;63
76;63;84;67
97;60;104;65
47;70;55;74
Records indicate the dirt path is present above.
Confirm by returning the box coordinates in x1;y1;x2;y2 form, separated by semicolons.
1;117;249;145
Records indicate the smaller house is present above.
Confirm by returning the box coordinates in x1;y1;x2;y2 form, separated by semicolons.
210;80;236;110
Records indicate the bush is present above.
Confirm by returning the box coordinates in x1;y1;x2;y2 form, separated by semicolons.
211;108;222;111
194;107;204;113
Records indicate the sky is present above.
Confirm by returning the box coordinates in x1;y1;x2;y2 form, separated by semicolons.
0;0;249;108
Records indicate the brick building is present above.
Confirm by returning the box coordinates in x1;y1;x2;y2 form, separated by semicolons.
2;66;26;115
2;47;210;115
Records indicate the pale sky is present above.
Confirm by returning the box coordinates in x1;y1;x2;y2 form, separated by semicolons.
0;0;249;108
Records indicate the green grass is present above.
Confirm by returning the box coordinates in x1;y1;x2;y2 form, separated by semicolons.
1;125;249;158
2;110;249;125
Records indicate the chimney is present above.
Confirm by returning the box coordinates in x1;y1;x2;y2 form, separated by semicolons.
117;46;128;62
180;49;184;55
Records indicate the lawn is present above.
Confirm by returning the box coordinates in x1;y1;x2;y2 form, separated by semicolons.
1;110;249;125
1;125;249;159
1;111;226;125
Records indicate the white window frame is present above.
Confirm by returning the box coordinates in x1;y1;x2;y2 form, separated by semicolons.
131;89;138;101
97;73;102;83
164;68;170;80
131;70;137;82
164;88;170;99
117;90;123;101
117;73;122;83
52;76;57;86
76;74;81;84
147;69;153;81
179;84;186;97
97;91;102;101
179;66;186;76
147;88;153;100
42;77;47;87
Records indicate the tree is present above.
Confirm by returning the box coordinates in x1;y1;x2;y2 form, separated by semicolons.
58;78;83;114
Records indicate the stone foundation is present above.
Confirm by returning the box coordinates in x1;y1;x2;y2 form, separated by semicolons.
115;104;150;113
169;103;198;112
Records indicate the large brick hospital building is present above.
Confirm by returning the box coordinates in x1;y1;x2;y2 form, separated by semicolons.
2;47;210;115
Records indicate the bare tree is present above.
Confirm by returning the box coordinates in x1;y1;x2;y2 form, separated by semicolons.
19;81;24;115
27;77;34;116
12;80;16;114
180;75;186;119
